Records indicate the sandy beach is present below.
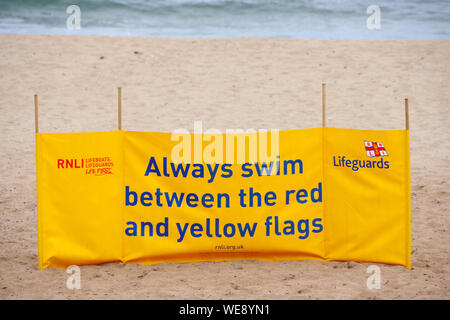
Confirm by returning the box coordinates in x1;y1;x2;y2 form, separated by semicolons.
0;34;448;299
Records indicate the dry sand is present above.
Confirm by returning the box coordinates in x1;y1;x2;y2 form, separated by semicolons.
0;34;449;299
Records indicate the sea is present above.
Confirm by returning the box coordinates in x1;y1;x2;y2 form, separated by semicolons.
0;0;449;39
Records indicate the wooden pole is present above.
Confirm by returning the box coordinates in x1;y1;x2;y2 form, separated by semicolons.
34;94;39;133
322;83;326;127
404;98;409;130
118;86;122;130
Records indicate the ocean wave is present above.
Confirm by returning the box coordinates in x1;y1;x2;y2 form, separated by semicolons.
0;0;449;39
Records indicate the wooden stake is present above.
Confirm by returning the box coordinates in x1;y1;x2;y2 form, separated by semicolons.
405;98;409;130
34;94;39;133
322;83;326;127
118;86;122;130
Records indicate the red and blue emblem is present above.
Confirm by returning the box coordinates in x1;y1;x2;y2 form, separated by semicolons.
364;141;388;157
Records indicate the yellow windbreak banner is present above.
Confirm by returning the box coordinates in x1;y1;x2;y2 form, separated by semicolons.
36;128;410;269
36;131;124;269
324;128;410;268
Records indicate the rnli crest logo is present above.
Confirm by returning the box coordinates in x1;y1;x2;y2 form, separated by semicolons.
364;141;388;157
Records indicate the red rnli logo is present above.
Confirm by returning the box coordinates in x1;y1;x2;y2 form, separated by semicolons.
57;157;114;176
364;141;388;157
